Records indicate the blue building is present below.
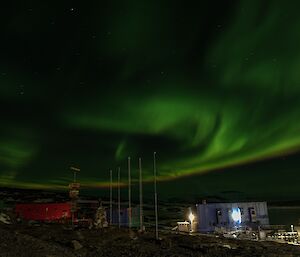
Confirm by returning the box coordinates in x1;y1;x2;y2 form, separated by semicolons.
106;207;140;227
196;201;269;232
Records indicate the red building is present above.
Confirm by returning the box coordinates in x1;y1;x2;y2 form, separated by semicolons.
15;202;72;221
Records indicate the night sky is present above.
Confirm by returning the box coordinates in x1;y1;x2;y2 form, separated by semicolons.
1;0;300;200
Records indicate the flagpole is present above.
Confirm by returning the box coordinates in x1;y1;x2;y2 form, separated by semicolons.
128;157;132;229
110;169;113;225
118;167;121;229
139;158;143;232
154;152;159;240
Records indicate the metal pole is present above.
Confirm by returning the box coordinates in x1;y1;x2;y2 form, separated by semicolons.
154;152;159;240
118;167;121;229
128;157;132;229
72;170;75;229
139;158;143;232
110;170;113;225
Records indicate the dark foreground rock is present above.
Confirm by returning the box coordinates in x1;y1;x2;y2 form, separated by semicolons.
0;224;300;257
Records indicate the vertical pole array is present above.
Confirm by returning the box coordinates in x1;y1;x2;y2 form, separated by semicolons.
153;152;159;240
139;158;143;232
109;169;113;225
128;157;132;229
118;167;121;229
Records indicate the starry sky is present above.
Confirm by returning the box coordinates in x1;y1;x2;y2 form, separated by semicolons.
1;0;300;200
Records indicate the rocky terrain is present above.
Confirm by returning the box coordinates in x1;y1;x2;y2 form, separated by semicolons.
1;223;300;257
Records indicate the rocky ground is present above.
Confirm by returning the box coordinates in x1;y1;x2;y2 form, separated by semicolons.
1;223;300;257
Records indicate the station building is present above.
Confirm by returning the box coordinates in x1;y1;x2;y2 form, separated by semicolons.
196;201;269;232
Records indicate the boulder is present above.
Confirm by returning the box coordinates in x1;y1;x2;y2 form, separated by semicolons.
71;240;83;250
0;213;11;224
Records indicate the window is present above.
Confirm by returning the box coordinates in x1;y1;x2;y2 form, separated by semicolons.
216;209;222;224
239;208;244;215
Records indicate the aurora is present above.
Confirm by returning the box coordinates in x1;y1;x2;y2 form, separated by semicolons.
0;0;299;200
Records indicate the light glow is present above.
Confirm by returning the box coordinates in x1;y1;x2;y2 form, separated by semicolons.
188;212;195;223
231;208;241;224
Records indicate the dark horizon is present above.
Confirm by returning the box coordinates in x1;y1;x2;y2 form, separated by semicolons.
1;150;299;203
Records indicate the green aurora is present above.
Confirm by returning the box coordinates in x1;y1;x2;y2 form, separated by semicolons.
0;0;300;199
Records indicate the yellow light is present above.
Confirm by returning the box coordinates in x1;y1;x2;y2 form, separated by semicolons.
189;212;194;223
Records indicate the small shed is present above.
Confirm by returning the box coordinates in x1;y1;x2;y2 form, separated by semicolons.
177;221;190;232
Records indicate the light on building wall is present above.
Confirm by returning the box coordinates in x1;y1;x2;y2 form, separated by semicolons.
231;208;241;224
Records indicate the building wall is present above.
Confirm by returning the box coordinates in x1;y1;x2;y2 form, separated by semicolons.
196;202;269;232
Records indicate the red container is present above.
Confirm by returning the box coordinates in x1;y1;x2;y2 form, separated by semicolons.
15;202;72;221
